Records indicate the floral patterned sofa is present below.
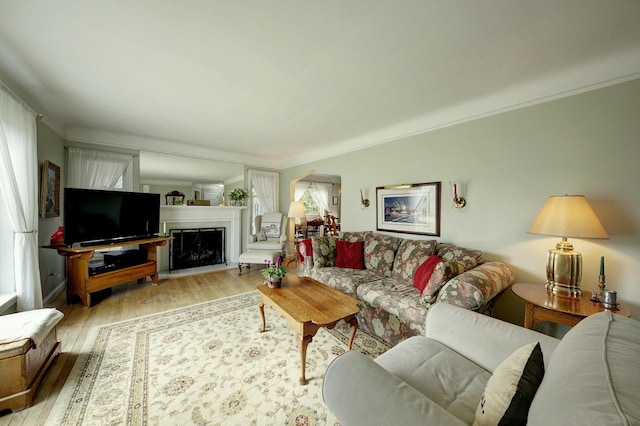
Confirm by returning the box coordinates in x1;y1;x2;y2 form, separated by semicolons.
306;231;515;345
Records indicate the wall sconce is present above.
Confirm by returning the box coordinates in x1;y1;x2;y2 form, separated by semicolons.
360;189;370;209
451;182;466;209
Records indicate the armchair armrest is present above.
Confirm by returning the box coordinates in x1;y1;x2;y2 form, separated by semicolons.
323;351;465;426
425;303;559;372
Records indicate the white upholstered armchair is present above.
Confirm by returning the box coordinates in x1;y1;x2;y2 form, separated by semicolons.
247;212;287;251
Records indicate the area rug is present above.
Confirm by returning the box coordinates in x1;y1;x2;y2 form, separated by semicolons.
47;291;391;425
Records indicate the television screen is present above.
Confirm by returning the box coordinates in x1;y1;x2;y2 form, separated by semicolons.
64;188;160;246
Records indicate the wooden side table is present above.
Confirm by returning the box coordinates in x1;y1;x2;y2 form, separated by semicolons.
512;282;631;329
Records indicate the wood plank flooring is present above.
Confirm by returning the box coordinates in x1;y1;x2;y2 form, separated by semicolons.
0;263;288;425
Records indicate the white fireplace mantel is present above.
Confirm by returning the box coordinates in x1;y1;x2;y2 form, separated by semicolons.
159;206;245;272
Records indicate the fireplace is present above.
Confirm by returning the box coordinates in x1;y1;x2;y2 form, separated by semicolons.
170;227;226;271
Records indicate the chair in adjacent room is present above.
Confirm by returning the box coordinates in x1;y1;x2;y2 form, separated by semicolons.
238;212;287;274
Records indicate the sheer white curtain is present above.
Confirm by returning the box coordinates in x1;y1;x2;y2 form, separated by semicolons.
0;86;42;311
294;181;308;201
248;169;279;213
67;147;134;190
310;182;331;214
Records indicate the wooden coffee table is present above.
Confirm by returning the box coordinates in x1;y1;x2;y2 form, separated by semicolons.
257;275;360;384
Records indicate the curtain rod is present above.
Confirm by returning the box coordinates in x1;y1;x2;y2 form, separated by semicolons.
0;80;42;119
64;146;139;157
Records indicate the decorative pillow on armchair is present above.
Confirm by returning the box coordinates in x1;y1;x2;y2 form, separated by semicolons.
474;342;545;426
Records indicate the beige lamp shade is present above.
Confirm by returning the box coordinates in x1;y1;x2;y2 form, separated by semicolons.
287;201;306;219
528;195;608;297
528;195;608;239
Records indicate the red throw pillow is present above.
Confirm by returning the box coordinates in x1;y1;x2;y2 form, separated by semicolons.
335;240;365;269
413;255;444;294
298;238;312;261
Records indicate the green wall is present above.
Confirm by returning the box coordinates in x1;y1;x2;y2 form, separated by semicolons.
36;120;66;302
280;78;640;327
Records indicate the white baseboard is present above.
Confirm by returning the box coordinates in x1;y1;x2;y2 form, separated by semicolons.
0;293;17;315
44;280;67;307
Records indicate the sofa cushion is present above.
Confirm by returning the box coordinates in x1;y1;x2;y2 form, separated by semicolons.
420;259;476;304
356;278;427;334
437;262;515;310
474;342;544;426
376;336;491;425
413;255;443;294
437;243;484;264
339;231;371;243
311;236;337;267
311;267;382;297
528;312;640;426
391;239;437;280
335;240;365;269
364;233;402;277
247;240;285;251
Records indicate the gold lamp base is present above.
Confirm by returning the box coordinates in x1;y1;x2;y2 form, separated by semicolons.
545;237;582;297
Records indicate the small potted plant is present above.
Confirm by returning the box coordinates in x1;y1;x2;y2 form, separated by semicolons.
229;188;248;206
261;258;286;288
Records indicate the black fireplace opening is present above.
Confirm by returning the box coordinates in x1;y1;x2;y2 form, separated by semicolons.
170;227;226;271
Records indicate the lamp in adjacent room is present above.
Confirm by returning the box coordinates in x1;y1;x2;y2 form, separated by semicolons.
287;199;306;245
527;195;608;297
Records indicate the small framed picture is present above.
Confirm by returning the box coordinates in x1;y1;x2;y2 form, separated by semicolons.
332;196;339;205
376;182;441;236
40;160;61;218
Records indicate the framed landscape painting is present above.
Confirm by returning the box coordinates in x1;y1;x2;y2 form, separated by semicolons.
376;182;441;236
40;160;60;217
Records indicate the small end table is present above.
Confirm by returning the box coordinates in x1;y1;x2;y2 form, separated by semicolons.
512;282;631;329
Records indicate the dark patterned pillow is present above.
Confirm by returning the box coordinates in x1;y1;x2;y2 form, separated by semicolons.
311;236;337;268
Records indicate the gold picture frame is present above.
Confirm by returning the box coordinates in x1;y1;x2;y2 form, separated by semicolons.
40;160;60;218
376;182;441;236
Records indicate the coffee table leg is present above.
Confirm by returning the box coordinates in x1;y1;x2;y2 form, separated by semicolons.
298;334;312;385
347;316;358;350
258;300;266;332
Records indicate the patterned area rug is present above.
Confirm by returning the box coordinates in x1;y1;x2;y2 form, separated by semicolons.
47;291;391;425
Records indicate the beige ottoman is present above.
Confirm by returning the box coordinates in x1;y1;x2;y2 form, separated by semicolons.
238;249;283;275
0;308;64;413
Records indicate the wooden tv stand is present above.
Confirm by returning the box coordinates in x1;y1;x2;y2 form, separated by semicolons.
55;237;170;307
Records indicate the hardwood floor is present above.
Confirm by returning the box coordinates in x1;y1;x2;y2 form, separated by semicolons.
0;263;288;425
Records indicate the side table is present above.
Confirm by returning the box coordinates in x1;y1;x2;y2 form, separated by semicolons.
512;282;631;329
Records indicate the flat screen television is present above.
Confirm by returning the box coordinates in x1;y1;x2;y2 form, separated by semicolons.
64;188;160;246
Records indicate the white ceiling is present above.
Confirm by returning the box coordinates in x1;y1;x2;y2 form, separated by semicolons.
1;1;640;176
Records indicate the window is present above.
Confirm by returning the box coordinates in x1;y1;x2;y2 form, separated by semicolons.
251;187;262;234
299;189;320;215
67;147;134;190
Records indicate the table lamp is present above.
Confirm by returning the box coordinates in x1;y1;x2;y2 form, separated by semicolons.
527;195;608;296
